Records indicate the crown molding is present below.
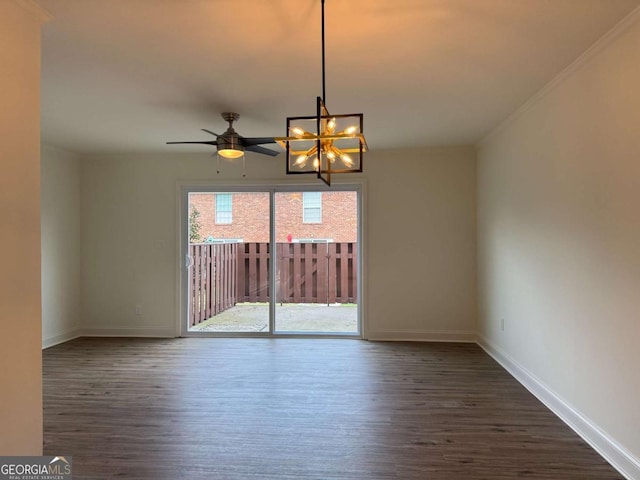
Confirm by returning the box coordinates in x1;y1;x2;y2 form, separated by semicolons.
11;0;53;24
478;5;640;147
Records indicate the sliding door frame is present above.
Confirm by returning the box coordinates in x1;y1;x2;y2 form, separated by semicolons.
175;180;366;339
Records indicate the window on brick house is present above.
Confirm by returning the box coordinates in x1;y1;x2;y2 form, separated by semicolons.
215;193;232;224
303;192;322;223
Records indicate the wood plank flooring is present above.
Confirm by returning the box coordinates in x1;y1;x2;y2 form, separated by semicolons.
43;338;623;480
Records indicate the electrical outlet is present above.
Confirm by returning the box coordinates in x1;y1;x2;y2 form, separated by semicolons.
500;318;505;331
135;304;143;315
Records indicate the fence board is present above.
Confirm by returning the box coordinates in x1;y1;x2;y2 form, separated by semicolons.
259;243;268;303
231;244;237;306
189;250;195;326
211;244;218;314
237;245;246;301
224;245;230;310
340;244;349;303
195;246;202;324
205;245;211;319
349;243;356;300
217;245;224;312
276;244;286;303
327;243;337;304
248;243;257;301
292;243;302;303
303;243;313;302
317;243;328;305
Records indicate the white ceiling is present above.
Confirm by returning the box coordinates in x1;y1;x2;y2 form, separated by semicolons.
38;0;639;155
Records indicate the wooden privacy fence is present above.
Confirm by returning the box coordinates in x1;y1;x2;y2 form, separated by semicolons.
189;243;238;326
189;242;358;326
275;242;357;305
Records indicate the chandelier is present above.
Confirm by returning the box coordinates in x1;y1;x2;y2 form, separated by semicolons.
276;0;367;186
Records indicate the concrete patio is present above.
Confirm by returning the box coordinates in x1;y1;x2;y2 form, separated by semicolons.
189;303;358;334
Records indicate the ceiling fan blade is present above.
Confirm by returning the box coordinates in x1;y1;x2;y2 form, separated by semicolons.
201;129;220;137
245;144;280;157
166;141;218;145
241;137;277;147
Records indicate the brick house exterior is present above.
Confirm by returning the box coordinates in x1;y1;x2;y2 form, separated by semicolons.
189;191;357;243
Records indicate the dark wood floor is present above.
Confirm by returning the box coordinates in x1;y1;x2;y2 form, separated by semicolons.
43;338;622;480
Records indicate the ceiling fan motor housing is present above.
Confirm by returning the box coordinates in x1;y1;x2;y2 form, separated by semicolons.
217;132;244;153
218;112;244;152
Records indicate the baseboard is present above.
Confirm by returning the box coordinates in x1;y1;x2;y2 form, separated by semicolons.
42;328;82;349
477;335;640;480
366;330;476;343
79;326;177;338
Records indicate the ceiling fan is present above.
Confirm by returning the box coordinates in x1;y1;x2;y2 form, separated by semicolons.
167;112;280;158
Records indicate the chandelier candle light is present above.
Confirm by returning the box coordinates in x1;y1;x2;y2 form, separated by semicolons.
276;0;367;186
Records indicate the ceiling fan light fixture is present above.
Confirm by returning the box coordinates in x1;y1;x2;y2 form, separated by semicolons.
217;148;245;159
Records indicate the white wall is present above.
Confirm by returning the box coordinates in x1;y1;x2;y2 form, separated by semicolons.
0;0;48;455
366;147;477;340
79;146;477;340
41;145;82;347
477;12;640;477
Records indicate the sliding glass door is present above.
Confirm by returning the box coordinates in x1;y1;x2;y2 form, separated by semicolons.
181;186;360;336
274;191;358;334
186;191;270;333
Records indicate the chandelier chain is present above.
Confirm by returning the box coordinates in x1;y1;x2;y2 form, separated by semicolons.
321;0;326;104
